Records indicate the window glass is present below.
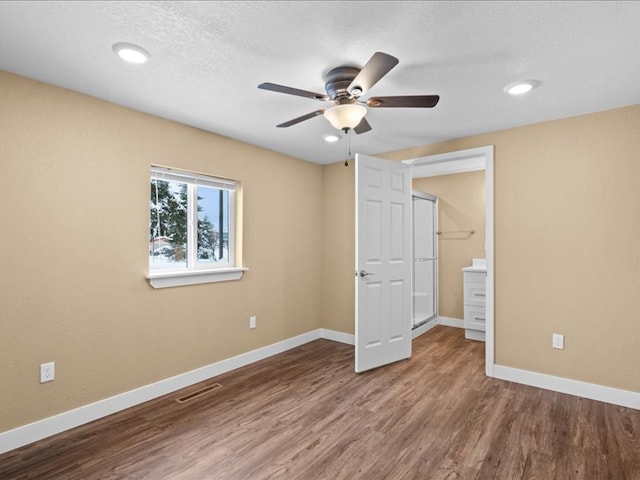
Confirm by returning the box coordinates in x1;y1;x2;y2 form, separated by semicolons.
149;167;236;273
197;186;229;265
149;178;188;270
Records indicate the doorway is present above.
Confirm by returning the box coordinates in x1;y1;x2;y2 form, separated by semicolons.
404;146;494;377
354;146;494;377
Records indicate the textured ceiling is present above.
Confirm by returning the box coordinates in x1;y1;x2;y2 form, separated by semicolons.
1;1;639;165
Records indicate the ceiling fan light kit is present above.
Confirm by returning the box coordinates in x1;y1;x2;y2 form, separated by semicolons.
324;104;367;130
258;51;439;134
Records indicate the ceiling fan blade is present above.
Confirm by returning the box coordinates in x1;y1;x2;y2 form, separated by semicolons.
348;52;399;95
354;117;372;134
277;110;325;128
366;95;440;108
258;82;329;101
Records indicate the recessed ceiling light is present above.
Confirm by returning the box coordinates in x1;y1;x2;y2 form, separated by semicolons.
112;42;150;64
504;81;536;96
323;134;341;143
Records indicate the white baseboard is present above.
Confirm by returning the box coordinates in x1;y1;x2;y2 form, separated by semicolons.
412;320;437;338
320;328;355;345
436;316;464;328
494;364;640;411
464;329;486;342
1;328;355;455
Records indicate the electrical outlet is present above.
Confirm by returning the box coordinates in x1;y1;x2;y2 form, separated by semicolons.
40;362;55;383
249;316;256;329
552;334;564;350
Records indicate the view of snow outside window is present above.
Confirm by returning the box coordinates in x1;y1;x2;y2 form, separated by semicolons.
149;179;229;271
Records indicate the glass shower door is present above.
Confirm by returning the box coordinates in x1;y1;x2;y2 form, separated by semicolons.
413;192;438;327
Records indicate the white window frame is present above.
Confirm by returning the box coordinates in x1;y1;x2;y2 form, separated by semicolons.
146;166;247;288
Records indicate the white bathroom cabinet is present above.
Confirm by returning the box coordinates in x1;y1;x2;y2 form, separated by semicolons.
462;263;486;342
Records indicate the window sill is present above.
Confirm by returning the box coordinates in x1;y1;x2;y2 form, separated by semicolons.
146;267;248;289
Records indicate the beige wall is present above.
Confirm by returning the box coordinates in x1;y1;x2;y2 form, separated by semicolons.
413;171;485;319
324;104;640;393
0;70;324;432
2;66;639;436
320;162;355;334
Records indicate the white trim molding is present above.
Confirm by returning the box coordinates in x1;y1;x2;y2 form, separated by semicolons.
146;267;249;288
494;365;640;411
403;147;487;178
0;328;353;455
320;328;355;345
436;316;465;328
484;148;495;377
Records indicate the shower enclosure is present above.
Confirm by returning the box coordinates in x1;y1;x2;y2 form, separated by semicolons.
412;191;438;327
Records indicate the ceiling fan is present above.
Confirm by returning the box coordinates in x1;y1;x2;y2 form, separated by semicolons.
258;52;440;134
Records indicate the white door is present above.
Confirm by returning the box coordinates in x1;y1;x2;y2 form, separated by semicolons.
355;153;412;373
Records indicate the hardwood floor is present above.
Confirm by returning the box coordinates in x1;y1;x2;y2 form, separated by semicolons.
2;326;639;479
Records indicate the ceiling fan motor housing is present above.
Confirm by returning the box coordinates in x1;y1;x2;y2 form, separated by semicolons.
325;66;361;101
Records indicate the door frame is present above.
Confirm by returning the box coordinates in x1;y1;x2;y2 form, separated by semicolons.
402;145;495;377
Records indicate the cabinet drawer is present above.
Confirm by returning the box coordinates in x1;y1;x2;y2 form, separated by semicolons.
463;271;485;284
464;305;486;331
464;283;486;307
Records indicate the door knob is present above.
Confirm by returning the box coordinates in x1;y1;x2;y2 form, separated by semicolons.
359;269;374;278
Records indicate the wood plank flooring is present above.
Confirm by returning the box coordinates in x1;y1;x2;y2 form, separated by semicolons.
1;326;639;479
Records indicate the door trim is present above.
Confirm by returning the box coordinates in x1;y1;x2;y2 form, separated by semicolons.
402;146;495;377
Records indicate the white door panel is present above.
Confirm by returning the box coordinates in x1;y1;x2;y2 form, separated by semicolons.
363;281;383;347
355;154;412;373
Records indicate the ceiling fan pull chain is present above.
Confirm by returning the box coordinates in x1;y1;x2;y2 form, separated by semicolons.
344;127;351;166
